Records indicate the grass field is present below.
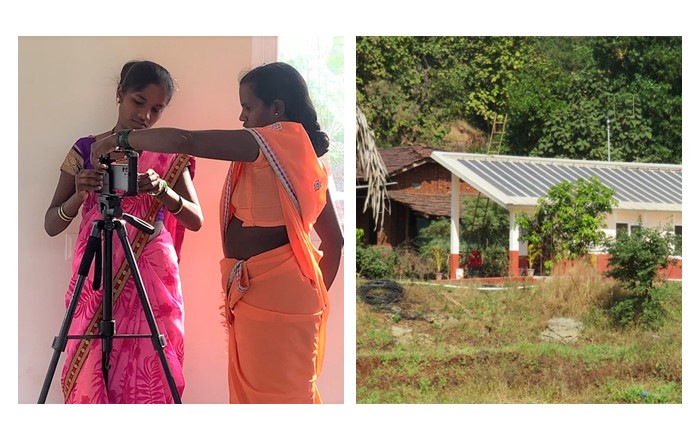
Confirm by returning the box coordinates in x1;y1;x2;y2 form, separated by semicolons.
356;261;682;404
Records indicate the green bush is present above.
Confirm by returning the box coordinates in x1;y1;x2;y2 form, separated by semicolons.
606;225;673;295
481;245;509;277
356;228;366;246
640;284;675;329
604;224;675;328
608;281;674;329
543;260;554;276
357;245;395;279
516;176;616;263
419;239;450;276
608;295;644;327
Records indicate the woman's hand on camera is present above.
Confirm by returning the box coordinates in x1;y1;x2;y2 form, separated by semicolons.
75;169;105;200
138;169;162;195
90;135;119;170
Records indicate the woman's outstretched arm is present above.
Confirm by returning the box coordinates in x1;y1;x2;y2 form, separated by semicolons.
91;128;260;169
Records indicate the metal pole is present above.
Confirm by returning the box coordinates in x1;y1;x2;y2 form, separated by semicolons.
607;116;611;161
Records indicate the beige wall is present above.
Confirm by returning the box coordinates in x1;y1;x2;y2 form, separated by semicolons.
18;36;344;404
603;210;681;236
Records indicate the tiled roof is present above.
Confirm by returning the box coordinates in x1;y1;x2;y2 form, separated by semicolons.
357;145;434;180
380;145;434;176
387;191;451;217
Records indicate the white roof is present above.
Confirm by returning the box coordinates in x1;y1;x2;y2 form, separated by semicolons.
430;152;682;212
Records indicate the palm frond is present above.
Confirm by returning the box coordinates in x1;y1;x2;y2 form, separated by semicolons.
356;105;389;230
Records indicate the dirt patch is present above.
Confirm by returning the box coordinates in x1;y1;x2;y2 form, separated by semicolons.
357;352;672;396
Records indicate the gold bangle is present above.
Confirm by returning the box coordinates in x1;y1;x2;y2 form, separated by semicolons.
58;203;75;222
169;194;184;215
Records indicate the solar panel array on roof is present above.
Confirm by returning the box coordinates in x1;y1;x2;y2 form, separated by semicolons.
432;152;682;211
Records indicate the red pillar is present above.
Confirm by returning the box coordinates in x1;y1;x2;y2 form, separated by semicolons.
449;254;460;280
509;250;519;277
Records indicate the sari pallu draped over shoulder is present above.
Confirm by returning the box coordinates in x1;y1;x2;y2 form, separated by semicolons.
220;121;329;403
60;140;194;404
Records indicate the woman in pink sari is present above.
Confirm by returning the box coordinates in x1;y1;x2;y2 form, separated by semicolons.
44;60;203;403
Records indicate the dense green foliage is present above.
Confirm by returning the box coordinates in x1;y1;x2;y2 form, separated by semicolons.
516;177;617;263
606;225;675;296
479;244;510;278
415;198;511;277
357;36;681;164
605;225;676;328
356;230;392;279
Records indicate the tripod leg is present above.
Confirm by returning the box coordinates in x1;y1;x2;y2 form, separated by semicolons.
101;222;115;391
115;222;182;403
38;222;102;403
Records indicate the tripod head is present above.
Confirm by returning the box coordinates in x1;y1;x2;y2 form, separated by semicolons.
98;193;155;235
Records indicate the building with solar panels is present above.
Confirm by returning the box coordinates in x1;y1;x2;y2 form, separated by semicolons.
430;152;682;280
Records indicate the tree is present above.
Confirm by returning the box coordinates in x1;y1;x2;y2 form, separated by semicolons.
504;37;681;163
356;36;530;148
516;176;617;262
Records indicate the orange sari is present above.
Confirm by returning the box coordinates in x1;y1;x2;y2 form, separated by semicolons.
219;122;329;403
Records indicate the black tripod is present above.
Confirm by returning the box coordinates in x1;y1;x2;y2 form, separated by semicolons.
38;193;182;403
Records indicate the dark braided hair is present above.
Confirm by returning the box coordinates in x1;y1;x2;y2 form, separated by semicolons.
240;62;329;157
119;60;175;104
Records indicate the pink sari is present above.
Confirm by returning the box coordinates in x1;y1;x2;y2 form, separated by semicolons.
59;142;193;404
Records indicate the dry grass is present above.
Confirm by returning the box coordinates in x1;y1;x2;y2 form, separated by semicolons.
538;258;616;318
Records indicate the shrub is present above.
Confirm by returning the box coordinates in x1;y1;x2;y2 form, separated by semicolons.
605;225;674;296
543;260;554;276
357;245;395;279
481;245;509;277
420;239;450;276
608;282;674;329
605;225;675;328
356;228;366;246
516;176;617;263
392;245;432;280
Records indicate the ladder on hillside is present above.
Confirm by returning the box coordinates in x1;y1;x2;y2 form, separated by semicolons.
486;113;508;155
468;113;508;252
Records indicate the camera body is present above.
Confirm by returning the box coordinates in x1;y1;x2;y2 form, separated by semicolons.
100;151;138;196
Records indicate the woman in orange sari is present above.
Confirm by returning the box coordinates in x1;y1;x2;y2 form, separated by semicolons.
45;60;203;403
91;62;344;404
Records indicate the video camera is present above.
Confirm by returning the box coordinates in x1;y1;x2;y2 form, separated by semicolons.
100;150;138;196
